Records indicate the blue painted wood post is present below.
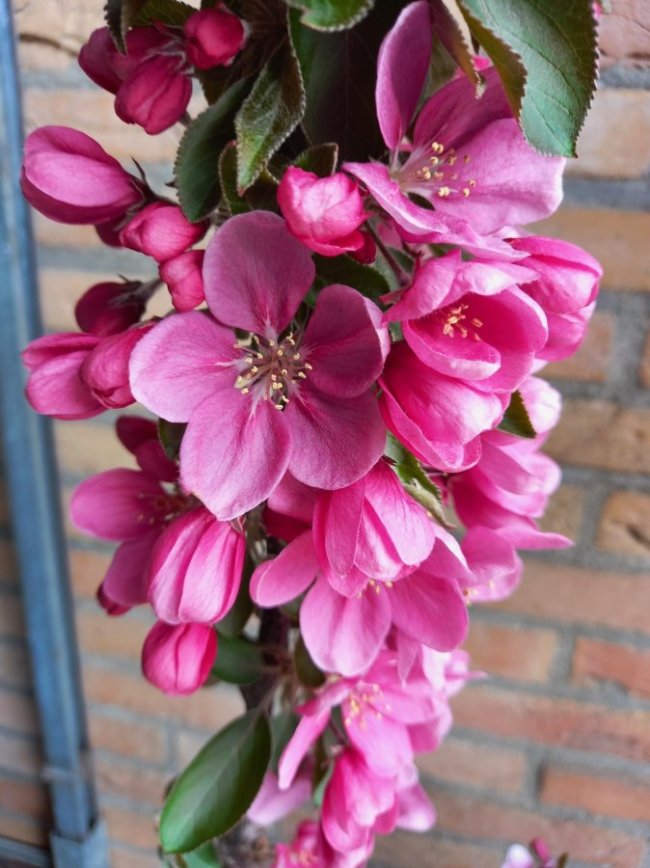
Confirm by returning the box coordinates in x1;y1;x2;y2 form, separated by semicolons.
0;2;109;865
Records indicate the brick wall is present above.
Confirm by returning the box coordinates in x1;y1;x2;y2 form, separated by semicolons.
7;0;650;865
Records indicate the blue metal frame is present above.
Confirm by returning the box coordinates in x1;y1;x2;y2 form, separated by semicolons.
0;2;108;865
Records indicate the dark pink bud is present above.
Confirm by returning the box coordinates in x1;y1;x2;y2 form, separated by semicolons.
115;55;192;135
183;6;247;70
21;126;143;225
75;281;146;336
22;332;104;420
82;323;153;409
119;202;207;262
350;229;377;264
78;27;123;93
277;167;368;257
97;582;129;616
159;249;206;311
142;621;217;695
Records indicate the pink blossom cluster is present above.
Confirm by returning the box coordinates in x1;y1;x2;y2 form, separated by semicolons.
20;1;600;864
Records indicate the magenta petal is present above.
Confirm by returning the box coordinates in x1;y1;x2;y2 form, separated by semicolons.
180;389;292;520
129;312;237;422
461;526;522;602
203;211;315;336
250;531;318;607
142;622;216;696
313;481;365;578
346;709;413;777
376;0;432;150
390;570;468;651
102;530;160;608
287;388;385;490
301;577;391;676
278;710;330;791
303;284;385;397
70;469;165;540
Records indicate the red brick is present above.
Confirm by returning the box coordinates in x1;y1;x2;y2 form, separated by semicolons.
495;559;650;635
0;731;43;777
0;810;49;848
596;490;650;560
0;777;50;823
464;622;558;683
0;642;31;690
83;666;245;730
0;540;18;586
572;637;650;700
416;737;526;794
69;548;112;600
534;209;650;292
103;805;159;852
32;212;101;250
375;831;504;867
110;847;161;868
0;690;40;737
545;401;650;473
55;421;135;478
89;712;168;766
95;758;169;807
543;312;614;383
76;610;151;663
0;595;26;640
452;683;650;763
599;0;650;68
429;790;645;867
538;485;585;542
541;765;650;824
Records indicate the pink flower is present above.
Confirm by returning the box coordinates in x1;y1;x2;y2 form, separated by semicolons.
22;333;103;419
183;6;247;69
81;323;153;409
130;211;387;520
345;2;564;245
384;251;547;394
248;770;312;827
21;126;143;224
80;26;192;135
274;820;371;868
502;839;559;868
510;235;601;362
75;280;147;336
277;167;368;257
141;621;217;695
119;202;207;262
379;342;507;473
159;250;206;311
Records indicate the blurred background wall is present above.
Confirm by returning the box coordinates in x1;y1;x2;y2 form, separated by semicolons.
1;0;649;865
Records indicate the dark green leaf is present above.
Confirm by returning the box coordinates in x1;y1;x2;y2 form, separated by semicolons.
135;0;195;26
428;0;484;95
178;842;221;867
294;636;325;687
456;0;598;156
161;712;271;853
235;42;306;192
290;0;410;161
219;142;279;217
314;254;389;299
385;434;449;526
175;79;250;222
285;0;375;31
270;711;299;770
158;419;186;461
213;634;267;685
104;0;148;51
293;143;339;177
498;389;537;439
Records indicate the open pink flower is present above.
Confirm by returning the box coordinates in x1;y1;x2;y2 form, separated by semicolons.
278;167;368;257
274;819;372;868
21;126;143;224
345;1;564;246
142;621;217;695
130;211;387;520
384;251;547;394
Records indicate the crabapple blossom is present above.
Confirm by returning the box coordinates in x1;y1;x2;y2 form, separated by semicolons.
183;6;248;69
159;250;206;311
119;202;207;262
141;621;217;695
74;280;148;336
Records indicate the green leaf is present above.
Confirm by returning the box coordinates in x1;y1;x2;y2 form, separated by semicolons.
161;712;271;853
235;42;306;193
177;842;221;867
218;143;279;217
294;636;325;687
293;143;339;177
158;419;186;461
135;0;195;26
456;0;598;156
175;79;250;222
270;711;299;770
385;434;449;526
213;634;267;685
284;0;375;31
290;0;410;161
104;0;148;50
428;0;484;95
498;389;536;439
313;254;389;300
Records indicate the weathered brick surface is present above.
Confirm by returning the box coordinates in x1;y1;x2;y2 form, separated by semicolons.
596;489;650;559
540;765;650;825
543;311;615;382
463;622;559;683
416;736;527;794
599;0;650;67
572;637;650;700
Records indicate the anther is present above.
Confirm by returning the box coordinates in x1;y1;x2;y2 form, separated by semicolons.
304;362;313;371
462;188;471;197
297;371;307;379
293;353;300;360
471;318;483;328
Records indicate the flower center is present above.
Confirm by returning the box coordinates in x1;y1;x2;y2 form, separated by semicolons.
439;302;483;341
234;332;312;410
344;682;392;729
400;140;477;201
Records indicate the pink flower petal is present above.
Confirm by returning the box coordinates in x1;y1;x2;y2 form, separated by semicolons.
101;530;160;608
250;531;318;607
390;569;468;651
70;468;166;540
278;710;330;791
